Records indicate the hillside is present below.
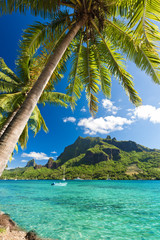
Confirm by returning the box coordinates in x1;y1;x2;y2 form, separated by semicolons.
1;136;160;180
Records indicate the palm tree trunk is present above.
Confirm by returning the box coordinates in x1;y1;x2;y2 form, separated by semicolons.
0;108;19;138
0;16;87;176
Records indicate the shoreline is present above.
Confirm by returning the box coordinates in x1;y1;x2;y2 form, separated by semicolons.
0;211;26;240
0;212;51;240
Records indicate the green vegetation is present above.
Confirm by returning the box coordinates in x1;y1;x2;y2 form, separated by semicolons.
0;227;6;233
0;52;70;150
2;136;160;180
0;0;160;176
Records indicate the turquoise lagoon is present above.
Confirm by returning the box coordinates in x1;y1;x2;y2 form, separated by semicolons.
0;180;160;240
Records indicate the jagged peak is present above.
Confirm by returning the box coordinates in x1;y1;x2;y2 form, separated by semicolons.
25;159;36;168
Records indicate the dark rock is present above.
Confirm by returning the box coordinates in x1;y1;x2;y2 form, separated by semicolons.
25;230;38;240
0;213;18;231
82;150;108;165
45;158;57;169
104;139;151;152
34;164;42;170
102;148;120;160
106;135;111;140
112;137;117;141
26;159;36;168
57;136;102;164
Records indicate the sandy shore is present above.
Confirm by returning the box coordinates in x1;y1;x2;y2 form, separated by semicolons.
0;228;26;240
0;212;26;240
0;211;44;240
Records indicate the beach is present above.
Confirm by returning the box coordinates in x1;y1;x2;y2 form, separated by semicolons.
0;212;46;240
0;211;26;240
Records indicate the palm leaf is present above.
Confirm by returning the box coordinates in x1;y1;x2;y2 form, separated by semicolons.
0;0;60;18
0;92;25;112
0;58;21;84
67;31;84;108
0;79;19;93
92;35;112;98
128;0;160;47
29;105;48;136
92;19;142;106
39;92;72;108
105;18;160;84
20;10;71;57
79;40;100;114
18;124;29;149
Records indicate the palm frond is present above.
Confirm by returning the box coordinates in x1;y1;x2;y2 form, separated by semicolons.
16;11;71;84
79;41;100;115
67;31;84;108
0;58;20;84
0;109;18;138
92;35;112;98
0;0;60;18
128;0;160;47
18;124;29;149
31;31;71;88
108;0;136;18
92;19;142;106
0;114;7;132
19;10;70;57
0;92;25;112
39;92;72;108
105;18;160;84
0;58;22;92
0;71;19;87
29;105;48;136
0;79;19;93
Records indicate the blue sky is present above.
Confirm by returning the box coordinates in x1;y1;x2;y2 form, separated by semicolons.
1;11;160;168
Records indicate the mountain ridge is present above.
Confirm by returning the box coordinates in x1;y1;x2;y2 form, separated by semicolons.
1;136;160;180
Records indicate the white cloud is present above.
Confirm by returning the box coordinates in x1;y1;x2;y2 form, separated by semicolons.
21;160;27;163
80;106;87;112
63;117;76;123
130;105;160;124
51;151;57;154
78;116;133;135
102;99;120;115
21;152;49;160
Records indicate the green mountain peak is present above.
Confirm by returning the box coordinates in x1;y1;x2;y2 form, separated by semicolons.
2;136;160;180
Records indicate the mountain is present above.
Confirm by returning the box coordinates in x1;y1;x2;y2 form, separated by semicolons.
44;158;58;169
1;136;160;180
25;159;36;168
57;136;103;163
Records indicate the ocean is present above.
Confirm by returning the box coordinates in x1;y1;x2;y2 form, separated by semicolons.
0;180;160;240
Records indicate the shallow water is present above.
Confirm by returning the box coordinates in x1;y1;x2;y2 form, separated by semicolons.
0;180;160;240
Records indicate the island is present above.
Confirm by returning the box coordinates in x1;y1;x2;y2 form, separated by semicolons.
1;136;160;180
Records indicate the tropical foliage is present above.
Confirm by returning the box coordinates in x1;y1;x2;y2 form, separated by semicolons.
1;0;159;114
0;43;71;149
2;136;160;180
0;0;159;175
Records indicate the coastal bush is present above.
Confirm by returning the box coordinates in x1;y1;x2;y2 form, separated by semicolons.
0;227;6;233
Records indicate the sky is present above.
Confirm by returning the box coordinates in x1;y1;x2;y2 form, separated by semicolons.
1;11;160;168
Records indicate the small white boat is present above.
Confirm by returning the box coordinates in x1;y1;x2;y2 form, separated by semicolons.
74;177;83;180
51;182;67;187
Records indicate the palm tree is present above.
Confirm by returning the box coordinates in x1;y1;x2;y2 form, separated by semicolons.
0;0;159;175
0;55;70;146
0;42;71;172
